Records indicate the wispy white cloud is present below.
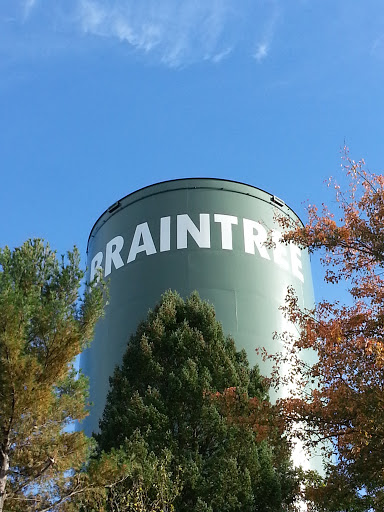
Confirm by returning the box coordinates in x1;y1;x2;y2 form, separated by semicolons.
76;0;242;66
253;0;280;63
211;47;233;64
254;43;268;62
371;34;384;60
2;0;281;67
24;0;36;13
22;0;38;20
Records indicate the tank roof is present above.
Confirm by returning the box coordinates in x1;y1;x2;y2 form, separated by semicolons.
87;177;303;251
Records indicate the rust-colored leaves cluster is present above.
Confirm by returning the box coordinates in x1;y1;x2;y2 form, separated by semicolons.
274;149;384;507
207;386;287;448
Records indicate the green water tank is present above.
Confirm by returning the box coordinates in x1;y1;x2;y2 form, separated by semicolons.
81;178;314;438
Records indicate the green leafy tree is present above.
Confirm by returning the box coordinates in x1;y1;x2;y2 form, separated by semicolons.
95;291;300;511
0;239;105;511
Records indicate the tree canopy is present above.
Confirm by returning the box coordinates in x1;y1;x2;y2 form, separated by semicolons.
94;290;300;512
0;239;105;512
274;151;384;511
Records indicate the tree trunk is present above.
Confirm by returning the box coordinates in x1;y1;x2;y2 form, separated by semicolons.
0;449;9;512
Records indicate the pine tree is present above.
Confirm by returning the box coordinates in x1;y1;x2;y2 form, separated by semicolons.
95;291;299;511
0;239;105;511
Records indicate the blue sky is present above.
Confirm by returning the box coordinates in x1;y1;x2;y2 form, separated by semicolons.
1;0;384;300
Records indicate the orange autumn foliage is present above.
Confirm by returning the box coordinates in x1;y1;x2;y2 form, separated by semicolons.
207;386;287;446
272;149;384;510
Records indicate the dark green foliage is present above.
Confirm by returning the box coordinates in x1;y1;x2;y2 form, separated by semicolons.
96;291;299;511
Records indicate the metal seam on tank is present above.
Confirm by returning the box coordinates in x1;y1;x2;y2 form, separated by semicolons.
90;177;278;227
87;183;303;252
89;186;298;235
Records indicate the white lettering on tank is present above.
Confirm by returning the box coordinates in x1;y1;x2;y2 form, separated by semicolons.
177;214;211;249
214;214;238;250
90;252;103;282
290;244;304;282
89;213;306;284
105;236;125;277
160;216;171;252
127;222;157;263
243;219;270;260
272;230;289;270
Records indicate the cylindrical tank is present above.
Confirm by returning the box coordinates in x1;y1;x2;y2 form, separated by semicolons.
81;178;314;438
